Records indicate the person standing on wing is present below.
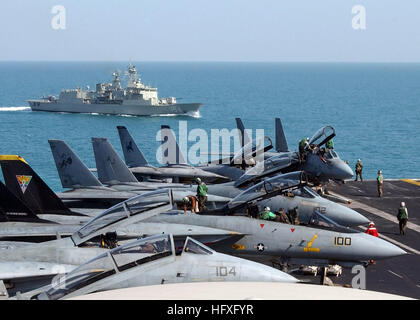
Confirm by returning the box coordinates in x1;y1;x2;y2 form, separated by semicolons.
195;178;208;212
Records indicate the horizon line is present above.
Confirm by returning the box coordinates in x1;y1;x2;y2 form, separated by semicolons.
1;60;420;64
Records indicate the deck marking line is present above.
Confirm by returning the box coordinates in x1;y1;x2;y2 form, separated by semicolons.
387;270;404;279
328;191;420;234
401;179;420;187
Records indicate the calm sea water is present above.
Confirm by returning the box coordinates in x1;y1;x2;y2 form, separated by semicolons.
0;62;419;191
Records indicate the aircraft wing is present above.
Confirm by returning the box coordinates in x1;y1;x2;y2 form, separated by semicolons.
0;222;77;240
171;190;232;203
57;189;138;200
130;166;227;180
0;261;76;280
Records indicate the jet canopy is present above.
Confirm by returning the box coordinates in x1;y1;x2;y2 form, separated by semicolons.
307;210;358;233
231;136;273;166
234;153;299;187
228;171;307;209
35;235;215;300
36;234;174;300
72;189;173;245
307;126;335;149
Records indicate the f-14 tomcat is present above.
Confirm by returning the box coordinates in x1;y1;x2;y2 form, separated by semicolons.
27;234;298;300
0;189;293;298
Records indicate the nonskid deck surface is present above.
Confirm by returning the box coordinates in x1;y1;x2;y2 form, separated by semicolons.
322;180;420;299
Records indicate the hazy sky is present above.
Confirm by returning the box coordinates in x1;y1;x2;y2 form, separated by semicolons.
0;0;419;62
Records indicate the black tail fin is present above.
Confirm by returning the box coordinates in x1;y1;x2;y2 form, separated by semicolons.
0;180;48;222
235;118;251;148
275;118;289;152
117;126;149;167
0;155;79;216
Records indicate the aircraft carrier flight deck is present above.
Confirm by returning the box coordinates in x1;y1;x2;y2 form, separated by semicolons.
318;179;420;299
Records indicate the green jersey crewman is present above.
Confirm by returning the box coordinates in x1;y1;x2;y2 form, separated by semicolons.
377;170;383;197
397;202;408;235
196;177;208;212
299;137;309;162
325;138;334;149
260;206;277;221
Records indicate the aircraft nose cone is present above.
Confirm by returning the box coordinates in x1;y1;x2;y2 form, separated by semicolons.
331;160;354;180
235;258;299;283
372;238;407;259
361;235;407;260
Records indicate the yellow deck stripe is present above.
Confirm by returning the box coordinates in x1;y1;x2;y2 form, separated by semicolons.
401;179;420;187
0;155;28;164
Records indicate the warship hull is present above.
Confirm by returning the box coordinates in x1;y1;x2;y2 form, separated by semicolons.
28;101;202;116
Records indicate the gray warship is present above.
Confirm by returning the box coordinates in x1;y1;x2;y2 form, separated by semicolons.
27;65;203;116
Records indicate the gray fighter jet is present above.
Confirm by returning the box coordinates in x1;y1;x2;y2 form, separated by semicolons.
0;189;246;296
146;185;405;268
48;140;140;205
0;157;238;244
235;118;354;182
167;170;368;227
118;125;229;183
52;138;368;226
49;139;230;207
27;234;297;300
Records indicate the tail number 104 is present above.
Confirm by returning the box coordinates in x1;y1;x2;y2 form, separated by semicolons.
216;266;236;277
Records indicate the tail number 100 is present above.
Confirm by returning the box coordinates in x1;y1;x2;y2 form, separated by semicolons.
216;266;236;277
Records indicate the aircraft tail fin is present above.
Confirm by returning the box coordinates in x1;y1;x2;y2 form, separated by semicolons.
49;140;103;189
235;118;251;148
275;118;289;152
92;137;138;184
117;126;149;167
0;180;48;222
160;125;187;165
0;155;74;217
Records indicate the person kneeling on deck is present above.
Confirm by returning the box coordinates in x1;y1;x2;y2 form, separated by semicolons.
183;196;198;213
366;221;378;237
260;206;279;222
397;202;408;235
196;177;208;212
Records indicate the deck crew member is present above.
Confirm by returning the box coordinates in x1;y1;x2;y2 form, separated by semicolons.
377;170;383;197
260;206;279;221
366;221;378;237
299;137;309;162
277;208;290;224
355;159;363;181
325;138;334;149
195;178;208;212
183;196;198;213
397;202;408;235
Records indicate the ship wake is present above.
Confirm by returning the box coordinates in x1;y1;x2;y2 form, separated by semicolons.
0;106;31;112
